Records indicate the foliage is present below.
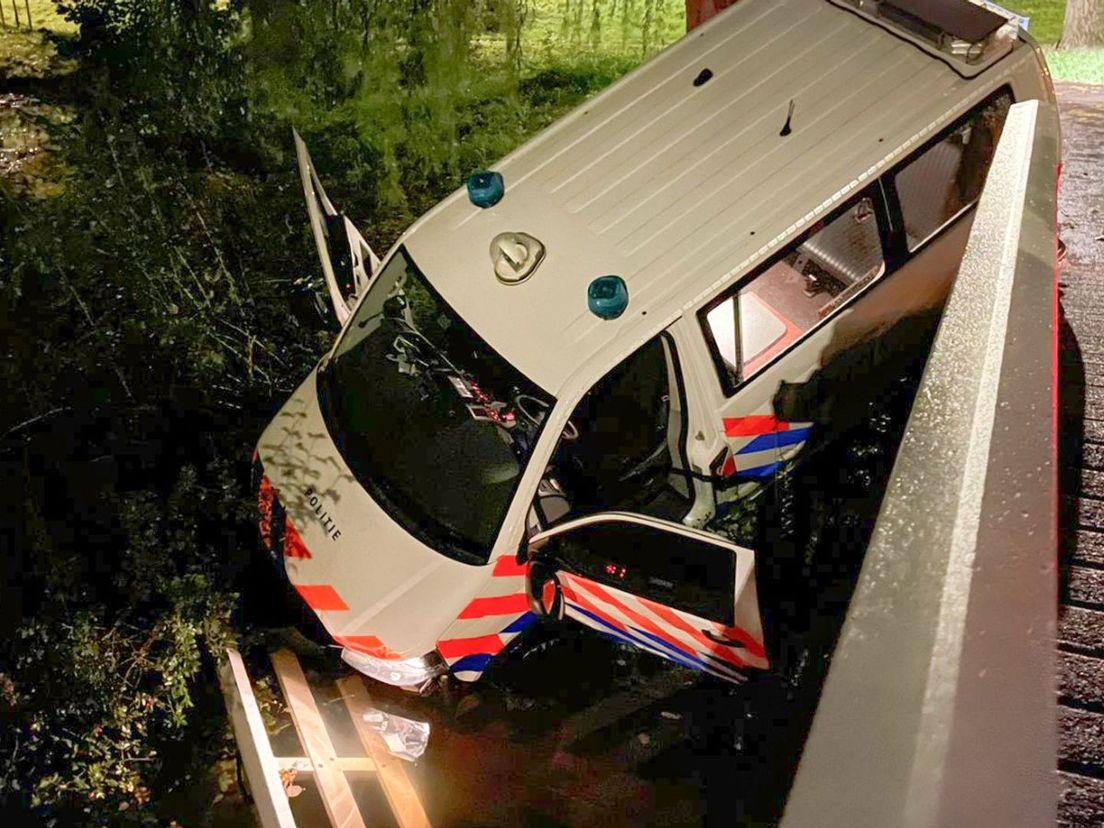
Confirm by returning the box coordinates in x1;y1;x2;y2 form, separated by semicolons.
1044;44;1104;80
1;455;240;819
1007;0;1066;44
3;1;312;820
242;0;680;244
1;0;686;821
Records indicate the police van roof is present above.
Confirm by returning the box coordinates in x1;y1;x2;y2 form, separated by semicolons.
401;0;1019;395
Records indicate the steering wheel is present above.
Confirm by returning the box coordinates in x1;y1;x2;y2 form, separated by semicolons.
616;439;671;485
514;394;579;442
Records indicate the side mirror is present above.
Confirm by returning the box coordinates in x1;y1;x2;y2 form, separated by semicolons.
525;559;565;620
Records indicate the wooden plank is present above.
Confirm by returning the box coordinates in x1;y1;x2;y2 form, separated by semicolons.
276;757;376;773
271;650;367;828
336;675;432;828
218;649;298;828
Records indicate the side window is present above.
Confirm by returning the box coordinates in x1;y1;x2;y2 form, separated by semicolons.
701;193;885;390
894;91;1012;251
545;520;736;624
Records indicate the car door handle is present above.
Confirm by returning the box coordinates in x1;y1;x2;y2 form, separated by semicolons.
702;629;746;648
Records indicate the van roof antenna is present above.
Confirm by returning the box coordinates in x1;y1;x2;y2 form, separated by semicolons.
780;99;795;137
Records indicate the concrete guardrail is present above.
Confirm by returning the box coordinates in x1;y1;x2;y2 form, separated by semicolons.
782;98;1061;827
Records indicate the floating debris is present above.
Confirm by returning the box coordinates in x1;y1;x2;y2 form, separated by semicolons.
362;708;430;762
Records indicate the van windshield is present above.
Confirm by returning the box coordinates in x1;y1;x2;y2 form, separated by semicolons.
316;246;553;564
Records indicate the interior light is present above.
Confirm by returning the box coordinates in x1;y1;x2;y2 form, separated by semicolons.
588;275;629;320
467;170;505;208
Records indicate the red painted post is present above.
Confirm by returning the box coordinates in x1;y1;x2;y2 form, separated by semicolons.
685;0;740;30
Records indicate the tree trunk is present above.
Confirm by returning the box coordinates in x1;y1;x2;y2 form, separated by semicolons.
685;0;739;31
1061;0;1103;49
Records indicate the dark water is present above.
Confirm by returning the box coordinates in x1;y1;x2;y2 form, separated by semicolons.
252;325;934;828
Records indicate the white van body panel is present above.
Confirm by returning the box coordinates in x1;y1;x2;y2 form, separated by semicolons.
255;371;497;660
400;0;1029;399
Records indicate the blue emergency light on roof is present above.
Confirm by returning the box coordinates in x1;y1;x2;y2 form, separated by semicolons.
588;275;629;320
467;170;504;208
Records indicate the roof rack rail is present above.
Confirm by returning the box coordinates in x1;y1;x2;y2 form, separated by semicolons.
837;0;1017;66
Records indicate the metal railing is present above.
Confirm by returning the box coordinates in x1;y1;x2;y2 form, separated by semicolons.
0;0;34;31
782;99;1061;827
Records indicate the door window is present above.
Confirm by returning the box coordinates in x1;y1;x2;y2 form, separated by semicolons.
543;336;690;523
701;193;886;391
894;90;1012;251
539;519;736;624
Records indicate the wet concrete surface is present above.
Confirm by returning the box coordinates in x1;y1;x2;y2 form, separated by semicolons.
1055;81;1104;827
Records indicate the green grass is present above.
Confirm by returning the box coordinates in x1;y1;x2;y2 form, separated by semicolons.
1002;0;1104;83
1004;0;1065;44
1044;46;1104;82
521;0;685;63
0;0;76;79
1;0;75;33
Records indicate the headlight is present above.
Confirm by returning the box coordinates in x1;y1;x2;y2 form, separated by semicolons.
340;648;446;694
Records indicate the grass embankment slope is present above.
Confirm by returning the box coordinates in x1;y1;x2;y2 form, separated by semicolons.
6;0;1100;84
1011;0;1104;83
0;1;686;822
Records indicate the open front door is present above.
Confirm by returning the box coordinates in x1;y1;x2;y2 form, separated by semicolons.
524;512;768;682
293;129;380;325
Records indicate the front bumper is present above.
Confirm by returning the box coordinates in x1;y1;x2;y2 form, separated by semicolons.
253;452;448;693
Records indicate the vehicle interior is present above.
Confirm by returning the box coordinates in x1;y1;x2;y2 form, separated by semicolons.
705;196;887;386
532;337;692;529
703;90;1012;391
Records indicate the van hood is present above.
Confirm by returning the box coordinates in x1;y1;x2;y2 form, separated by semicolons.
255;370;488;659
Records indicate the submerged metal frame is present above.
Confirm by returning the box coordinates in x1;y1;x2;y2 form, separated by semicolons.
782;99;1060;826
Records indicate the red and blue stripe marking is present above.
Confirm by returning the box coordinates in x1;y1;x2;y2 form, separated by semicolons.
559;575;753;682
720;415;812;480
437;556;536;680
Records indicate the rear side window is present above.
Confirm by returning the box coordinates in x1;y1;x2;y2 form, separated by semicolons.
894;90;1012;251
701;194;885;391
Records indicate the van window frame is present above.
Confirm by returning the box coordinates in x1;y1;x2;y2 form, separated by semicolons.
698;83;1015;398
316;245;556;566
881;84;1015;269
698;182;894;397
539;518;738;626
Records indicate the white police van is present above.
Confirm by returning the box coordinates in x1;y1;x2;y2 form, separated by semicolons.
253;0;1056;691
